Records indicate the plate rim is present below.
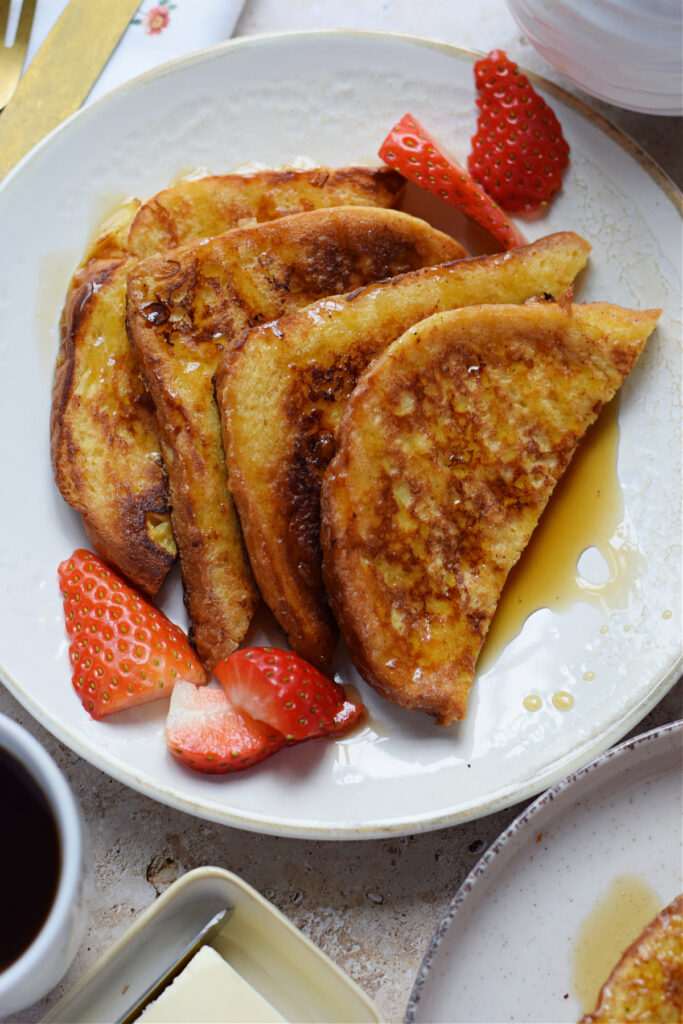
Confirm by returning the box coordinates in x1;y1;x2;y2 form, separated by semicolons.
2;28;681;207
0;28;680;840
403;717;683;1021
5;656;681;840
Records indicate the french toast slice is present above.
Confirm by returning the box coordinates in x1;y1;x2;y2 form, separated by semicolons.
85;165;405;262
580;894;682;1023
216;232;591;670
126;206;465;667
52;258;175;591
51;166;405;595
320;302;660;725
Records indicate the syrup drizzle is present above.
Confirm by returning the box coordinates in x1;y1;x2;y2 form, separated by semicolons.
479;397;642;674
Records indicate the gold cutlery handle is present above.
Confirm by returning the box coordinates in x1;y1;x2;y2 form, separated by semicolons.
0;0;141;181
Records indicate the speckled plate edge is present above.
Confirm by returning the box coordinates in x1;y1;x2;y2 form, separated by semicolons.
0;28;680;840
403;718;683;1021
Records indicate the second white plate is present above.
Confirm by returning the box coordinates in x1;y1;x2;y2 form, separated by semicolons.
406;721;683;1022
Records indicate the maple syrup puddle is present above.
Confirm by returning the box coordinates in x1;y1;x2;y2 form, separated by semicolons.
572;874;662;1014
478;397;644;675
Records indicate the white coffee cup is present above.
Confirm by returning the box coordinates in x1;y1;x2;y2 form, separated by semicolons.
0;714;87;1017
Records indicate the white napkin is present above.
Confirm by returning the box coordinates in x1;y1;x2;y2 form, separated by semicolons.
9;0;247;103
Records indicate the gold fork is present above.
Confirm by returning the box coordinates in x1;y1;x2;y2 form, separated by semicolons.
0;0;37;109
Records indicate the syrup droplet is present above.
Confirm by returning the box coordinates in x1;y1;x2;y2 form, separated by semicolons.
552;691;574;711
523;695;542;712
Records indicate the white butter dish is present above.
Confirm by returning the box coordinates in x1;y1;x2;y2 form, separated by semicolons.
42;866;384;1024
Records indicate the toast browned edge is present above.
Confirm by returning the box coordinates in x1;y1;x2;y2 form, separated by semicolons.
216;232;592;672
320;302;660;725
51;167;406;595
127;207;466;668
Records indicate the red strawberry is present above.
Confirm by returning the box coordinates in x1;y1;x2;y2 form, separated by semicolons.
378;112;525;251
468;49;570;212
165;682;285;774
58;549;206;719
214;647;365;742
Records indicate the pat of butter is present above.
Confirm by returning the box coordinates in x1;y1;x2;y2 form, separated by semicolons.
136;945;285;1023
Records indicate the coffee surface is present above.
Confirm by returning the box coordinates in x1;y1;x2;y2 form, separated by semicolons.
0;747;61;971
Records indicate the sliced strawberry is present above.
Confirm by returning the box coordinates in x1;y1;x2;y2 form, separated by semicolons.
468;49;570;212
58;549;206;719
214;647;365;742
378;112;525;250
165;682;285;774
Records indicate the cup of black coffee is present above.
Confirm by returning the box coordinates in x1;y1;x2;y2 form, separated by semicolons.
0;714;86;1016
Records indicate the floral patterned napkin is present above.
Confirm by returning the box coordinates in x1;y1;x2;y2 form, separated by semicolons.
13;0;247;104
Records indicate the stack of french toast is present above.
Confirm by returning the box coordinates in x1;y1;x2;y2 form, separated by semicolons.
51;165;660;726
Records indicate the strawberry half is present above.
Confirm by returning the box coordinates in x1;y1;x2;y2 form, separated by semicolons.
378;112;525;251
58;549;206;719
468;49;570;212
165;682;285;774
214;647;365;742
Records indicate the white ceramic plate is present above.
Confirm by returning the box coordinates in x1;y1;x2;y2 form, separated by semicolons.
405;720;683;1023
0;31;680;839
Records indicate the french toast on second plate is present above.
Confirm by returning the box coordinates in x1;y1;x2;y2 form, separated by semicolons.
126;206;465;667
51;166;405;595
580;894;682;1023
217;232;592;671
320;301;660;725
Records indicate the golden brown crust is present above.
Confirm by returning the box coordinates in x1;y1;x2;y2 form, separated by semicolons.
320;302;660;724
82;167;405;264
217;232;592;670
81;197;141;263
127;206;465;667
125;166;406;258
580;895;683;1023
50;167;408;594
51;257;177;593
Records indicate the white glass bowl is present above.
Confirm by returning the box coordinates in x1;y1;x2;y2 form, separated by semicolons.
506;0;683;115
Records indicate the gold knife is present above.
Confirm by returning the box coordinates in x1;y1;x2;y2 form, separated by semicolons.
0;0;141;181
